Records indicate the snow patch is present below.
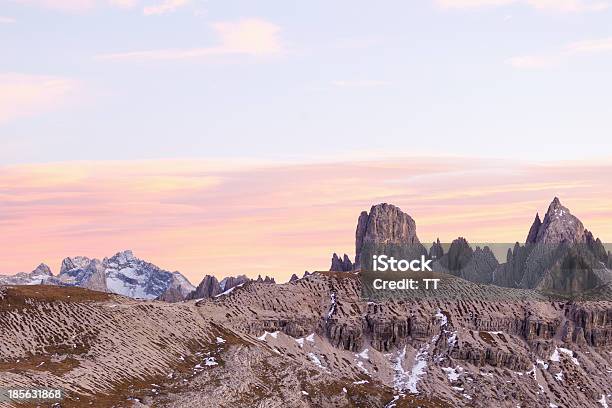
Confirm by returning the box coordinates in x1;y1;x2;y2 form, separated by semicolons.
356;360;370;375
204;357;218;366
447;331;457;347
442;366;462;382
257;331;279;341
393;343;430;394
214;283;245;298
536;359;549;370
435;309;448;327
308;353;325;369
327;292;337;320
550;347;579;366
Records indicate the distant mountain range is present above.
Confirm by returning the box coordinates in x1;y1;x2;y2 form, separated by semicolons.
0;250;276;301
3;197;611;301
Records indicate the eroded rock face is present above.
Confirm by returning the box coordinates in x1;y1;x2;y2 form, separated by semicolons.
2;273;611;408
355;203;420;269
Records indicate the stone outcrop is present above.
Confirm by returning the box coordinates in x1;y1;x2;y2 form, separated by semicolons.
329;253;353;272
433;238;498;284
188;275;222;300
255;275;276;284
354;203;421;269
429;238;444;260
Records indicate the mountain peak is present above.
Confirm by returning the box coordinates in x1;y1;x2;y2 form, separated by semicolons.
32;263;53;277
528;198;585;244
110;250;136;264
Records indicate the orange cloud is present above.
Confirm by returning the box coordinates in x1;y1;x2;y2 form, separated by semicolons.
1;158;610;283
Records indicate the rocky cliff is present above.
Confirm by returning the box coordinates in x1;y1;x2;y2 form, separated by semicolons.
355;203;422;269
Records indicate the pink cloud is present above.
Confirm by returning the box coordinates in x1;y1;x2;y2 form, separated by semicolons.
96;18;283;60
0;73;79;124
0;158;610;283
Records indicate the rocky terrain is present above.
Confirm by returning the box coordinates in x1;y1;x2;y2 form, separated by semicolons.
1;198;611;407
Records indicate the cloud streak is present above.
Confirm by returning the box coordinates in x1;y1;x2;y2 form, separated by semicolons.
1;157;610;282
12;0;138;12
96;18;283;60
507;37;612;69
436;0;610;12
332;80;391;88
143;0;188;15
0;73;79;124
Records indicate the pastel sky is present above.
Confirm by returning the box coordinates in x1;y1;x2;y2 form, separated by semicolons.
1;0;611;282
1;158;611;282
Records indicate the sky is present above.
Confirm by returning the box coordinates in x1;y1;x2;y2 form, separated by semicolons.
1;0;612;282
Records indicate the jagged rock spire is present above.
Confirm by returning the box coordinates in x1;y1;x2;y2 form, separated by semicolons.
526;198;585;244
330;253;353;272
526;213;542;244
